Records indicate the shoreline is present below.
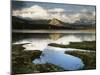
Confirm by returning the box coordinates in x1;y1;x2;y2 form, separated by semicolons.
12;29;96;34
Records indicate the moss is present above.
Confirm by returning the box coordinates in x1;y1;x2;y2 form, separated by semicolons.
65;51;96;70
69;41;96;50
48;41;96;51
12;44;64;74
12;40;96;74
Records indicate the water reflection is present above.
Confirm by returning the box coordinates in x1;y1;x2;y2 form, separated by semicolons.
13;33;95;70
49;33;62;40
33;46;84;70
14;33;95;50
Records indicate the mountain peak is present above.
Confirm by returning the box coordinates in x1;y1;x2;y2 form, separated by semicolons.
49;18;63;26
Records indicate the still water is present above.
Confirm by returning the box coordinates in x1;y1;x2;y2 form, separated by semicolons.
14;33;95;50
13;33;95;70
33;46;84;70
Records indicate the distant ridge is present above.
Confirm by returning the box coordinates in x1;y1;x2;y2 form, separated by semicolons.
12;16;95;30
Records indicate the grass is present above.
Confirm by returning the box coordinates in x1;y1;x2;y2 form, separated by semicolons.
49;41;96;70
12;40;96;74
65;51;96;70
12;44;64;74
48;41;96;51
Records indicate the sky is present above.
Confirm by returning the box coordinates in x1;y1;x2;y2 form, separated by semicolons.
12;1;96;23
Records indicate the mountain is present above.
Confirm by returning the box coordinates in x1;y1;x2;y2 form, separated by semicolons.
12;16;68;30
12;16;95;30
49;18;63;26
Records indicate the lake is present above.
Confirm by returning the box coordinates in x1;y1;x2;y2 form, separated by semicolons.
13;33;95;70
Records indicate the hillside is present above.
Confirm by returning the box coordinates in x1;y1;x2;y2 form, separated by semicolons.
12;16;95;30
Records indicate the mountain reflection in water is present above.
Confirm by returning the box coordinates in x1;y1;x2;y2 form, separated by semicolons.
14;33;95;50
13;33;95;70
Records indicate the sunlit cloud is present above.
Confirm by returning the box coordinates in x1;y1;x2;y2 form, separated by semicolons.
12;5;95;24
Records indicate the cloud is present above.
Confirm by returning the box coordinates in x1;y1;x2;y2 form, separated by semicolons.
12;5;95;24
48;8;65;13
75;9;96;23
13;5;48;19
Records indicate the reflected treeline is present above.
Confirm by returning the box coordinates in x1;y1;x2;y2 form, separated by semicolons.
12;33;95;42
